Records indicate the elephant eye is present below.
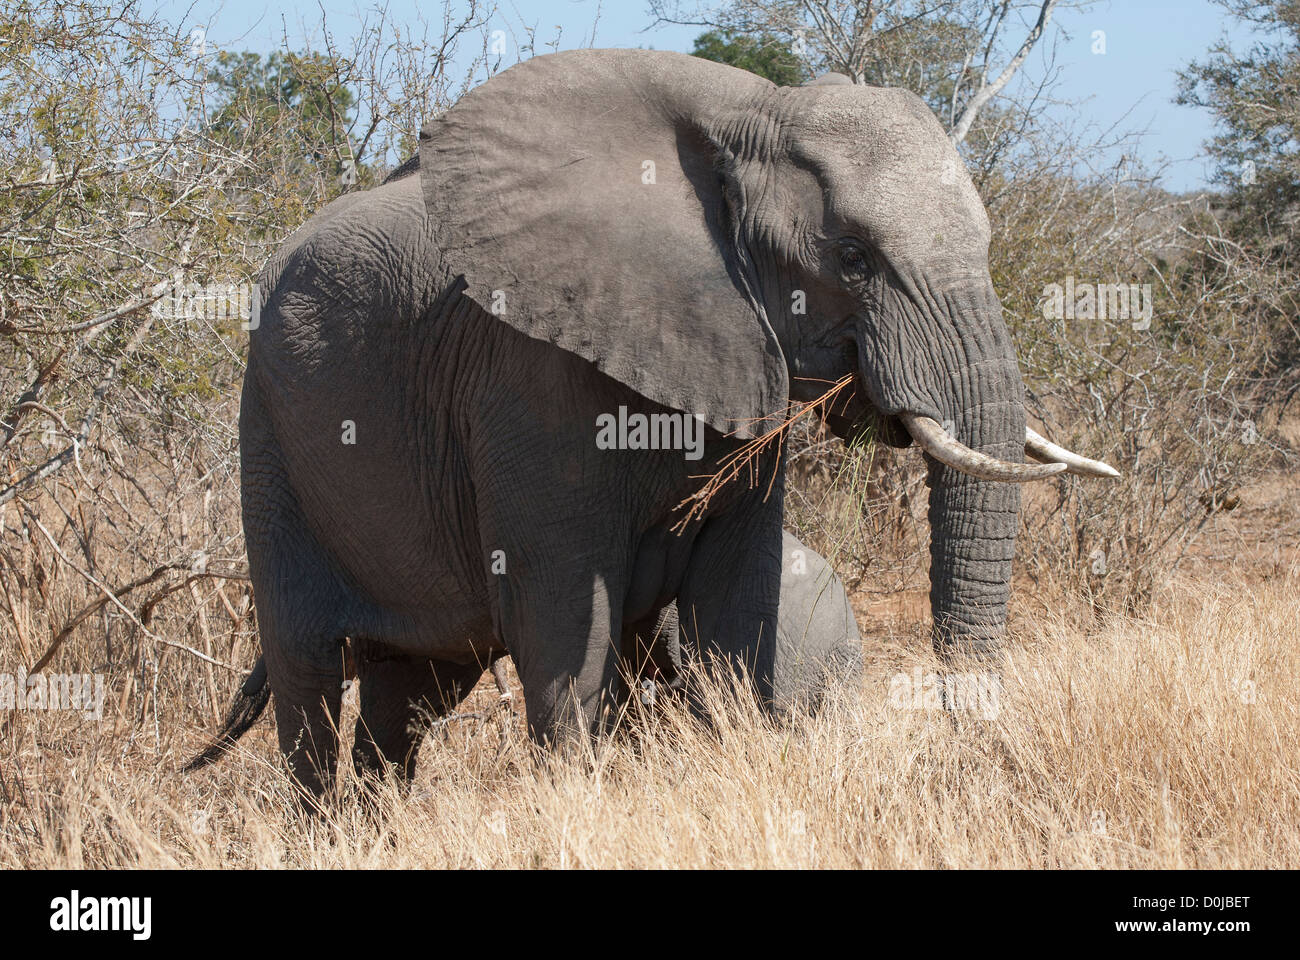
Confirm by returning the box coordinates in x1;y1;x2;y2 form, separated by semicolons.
838;244;869;280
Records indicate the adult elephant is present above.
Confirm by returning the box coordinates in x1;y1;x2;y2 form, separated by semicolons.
219;49;1114;797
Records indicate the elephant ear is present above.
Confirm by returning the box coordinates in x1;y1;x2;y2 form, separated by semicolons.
419;50;787;439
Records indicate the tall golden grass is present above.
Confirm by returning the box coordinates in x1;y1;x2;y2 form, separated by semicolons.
3;563;1295;869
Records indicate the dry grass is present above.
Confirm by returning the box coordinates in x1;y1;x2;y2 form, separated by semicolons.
3;563;1296;869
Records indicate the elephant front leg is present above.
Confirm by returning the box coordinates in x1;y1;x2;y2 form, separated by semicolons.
517;653;622;750
621;604;683;710
493;576;625;751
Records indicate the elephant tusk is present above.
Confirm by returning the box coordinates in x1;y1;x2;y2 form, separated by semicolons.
900;413;1068;482
1024;427;1121;479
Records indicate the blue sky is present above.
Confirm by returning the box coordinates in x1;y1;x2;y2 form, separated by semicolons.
165;0;1265;191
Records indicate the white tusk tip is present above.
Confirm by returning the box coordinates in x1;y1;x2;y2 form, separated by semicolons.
1024;427;1122;480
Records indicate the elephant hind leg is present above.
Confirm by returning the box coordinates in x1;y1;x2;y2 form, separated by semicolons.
268;645;347;806
351;654;486;785
241;369;354;805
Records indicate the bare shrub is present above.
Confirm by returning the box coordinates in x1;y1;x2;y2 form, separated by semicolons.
0;0;485;783
990;128;1290;610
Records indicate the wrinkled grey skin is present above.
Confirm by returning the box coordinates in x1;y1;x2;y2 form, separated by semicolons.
240;49;1023;797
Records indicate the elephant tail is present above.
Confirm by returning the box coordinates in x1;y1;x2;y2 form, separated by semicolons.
181;656;270;772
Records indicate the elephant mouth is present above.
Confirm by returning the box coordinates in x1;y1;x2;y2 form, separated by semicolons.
820;333;1119;482
823;407;910;448
819;340;913;448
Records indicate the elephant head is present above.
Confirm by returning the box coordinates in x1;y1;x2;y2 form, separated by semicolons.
419;50;1115;660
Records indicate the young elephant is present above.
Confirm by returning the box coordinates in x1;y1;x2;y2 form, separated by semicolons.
640;531;862;714
187;531;862;786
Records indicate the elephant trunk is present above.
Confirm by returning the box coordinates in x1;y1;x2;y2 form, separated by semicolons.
853;270;1105;660
916;280;1027;661
926;452;1021;661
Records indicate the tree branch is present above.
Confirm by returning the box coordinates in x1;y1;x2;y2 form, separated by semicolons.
949;0;1058;145
27;516;243;673
0;313;156;507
